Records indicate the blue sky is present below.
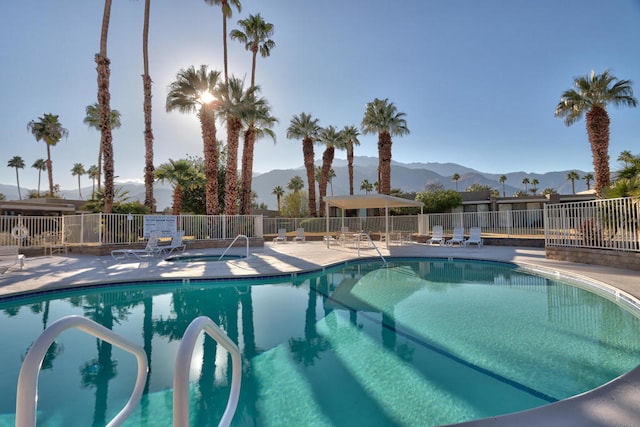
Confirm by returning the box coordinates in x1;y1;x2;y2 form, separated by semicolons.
1;0;639;192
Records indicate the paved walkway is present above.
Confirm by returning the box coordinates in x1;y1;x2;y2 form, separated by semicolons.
1;241;640;426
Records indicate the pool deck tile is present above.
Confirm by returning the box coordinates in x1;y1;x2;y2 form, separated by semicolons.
1;241;640;426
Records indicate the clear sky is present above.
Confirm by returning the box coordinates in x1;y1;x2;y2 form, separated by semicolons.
1;0;639;192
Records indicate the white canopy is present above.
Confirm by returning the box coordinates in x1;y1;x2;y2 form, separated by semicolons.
323;195;423;249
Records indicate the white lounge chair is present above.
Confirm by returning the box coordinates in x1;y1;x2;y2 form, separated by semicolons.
273;228;287;243
465;227;484;247
292;228;306;243
446;227;465;247
161;230;186;256
112;231;163;261
426;225;444;246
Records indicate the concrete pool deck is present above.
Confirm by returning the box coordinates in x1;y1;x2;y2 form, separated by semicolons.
1;241;640;426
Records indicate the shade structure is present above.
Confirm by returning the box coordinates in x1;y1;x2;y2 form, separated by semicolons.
323;194;423;249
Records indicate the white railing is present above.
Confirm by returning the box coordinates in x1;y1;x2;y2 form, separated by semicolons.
218;234;250;260
545;197;640;252
16;315;148;427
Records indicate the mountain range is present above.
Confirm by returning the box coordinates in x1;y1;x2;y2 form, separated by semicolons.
0;156;592;211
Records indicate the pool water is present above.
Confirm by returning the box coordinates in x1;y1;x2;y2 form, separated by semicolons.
1;258;640;426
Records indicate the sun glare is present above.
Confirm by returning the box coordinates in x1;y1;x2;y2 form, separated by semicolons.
199;91;215;104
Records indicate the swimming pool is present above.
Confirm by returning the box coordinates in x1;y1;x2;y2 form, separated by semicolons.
1;258;640;426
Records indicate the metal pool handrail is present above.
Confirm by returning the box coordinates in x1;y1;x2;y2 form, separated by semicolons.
173;316;242;427
218;234;249;260
360;232;387;264
16;315;149;427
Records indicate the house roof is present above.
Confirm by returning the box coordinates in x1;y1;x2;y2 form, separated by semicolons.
323;194;423;211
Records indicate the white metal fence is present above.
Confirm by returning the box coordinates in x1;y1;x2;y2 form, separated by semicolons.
545;197;640;252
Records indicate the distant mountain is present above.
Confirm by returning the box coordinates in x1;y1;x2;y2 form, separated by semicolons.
0;157;593;211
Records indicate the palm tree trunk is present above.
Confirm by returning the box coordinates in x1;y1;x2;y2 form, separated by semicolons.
97;0;114;212
319;147;334;216
173;184;182;215
78;175;82;199
303;137;317;217
586;106;611;197
240;126;255;215
224;117;242;215
15;169;21;200
200;106;219;215
142;0;154;211
46;146;54;197
347;143;354;195
378;131;392;195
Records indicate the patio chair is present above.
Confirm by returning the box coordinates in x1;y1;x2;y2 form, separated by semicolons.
111;231;163;261
160;230;186;256
446;227;465;247
273;228;287;244
292;228;306;243
426;225;445;246
465;227;484;248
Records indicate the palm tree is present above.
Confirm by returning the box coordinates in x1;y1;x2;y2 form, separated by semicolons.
86;165;99;197
96;0;115;212
155;159;195;215
341;125;360;195
272;185;284;211
166;65;222;215
361;98;409;195
530;178;539;195
83;103;122;192
7;156;25;200
230;13;275;90
555;70;638;196
327;168;337;196
360;179;373;194
582;172;594;191
27;113;69;197
522;177;530;192
217;77;261;215
71;163;86;199
32;159;47;196
499;175;507;197
239;103;277;214
286;113;321;217
618;150;634;167
317;126;343;216
204;0;241;84
567;171;580;194
287;175;304;193
141;0;155;211
451;173;460;191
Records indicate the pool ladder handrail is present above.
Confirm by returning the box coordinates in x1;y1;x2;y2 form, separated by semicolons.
218;234;249;261
173;316;242;427
359;232;387;264
16;315;149;427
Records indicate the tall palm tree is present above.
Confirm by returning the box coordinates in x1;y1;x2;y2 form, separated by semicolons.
239;103;277;214
272;185;284;211
555;70;637;196
522;177;530;192
7;156;25;200
27;113;69;197
204;0;241;84
618;150;634;167
567;171;580;194
86;165;99;197
166;65;223;215
582;172;594;191
83;103;122;191
286;113;321;217
32;159;47;196
71;163;86;199
287;176;304;193
317;126;343;216
499;175;507;197
97;0;115;212
451;173;460;191
217;76;260;215
530;178;539;195
141;0;155;211
360;179;373;194
361;98;409;195
155;159;195;215
341;125;360;195
230;13;275;90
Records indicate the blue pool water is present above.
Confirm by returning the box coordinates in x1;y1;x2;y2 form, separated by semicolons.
1;258;640;426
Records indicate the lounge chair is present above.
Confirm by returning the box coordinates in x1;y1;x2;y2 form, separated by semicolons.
112;231;163;261
0;246;25;273
273;228;287;244
161;230;186;256
465;227;484;247
446;227;465;247
292;228;305;243
426;225;444;246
